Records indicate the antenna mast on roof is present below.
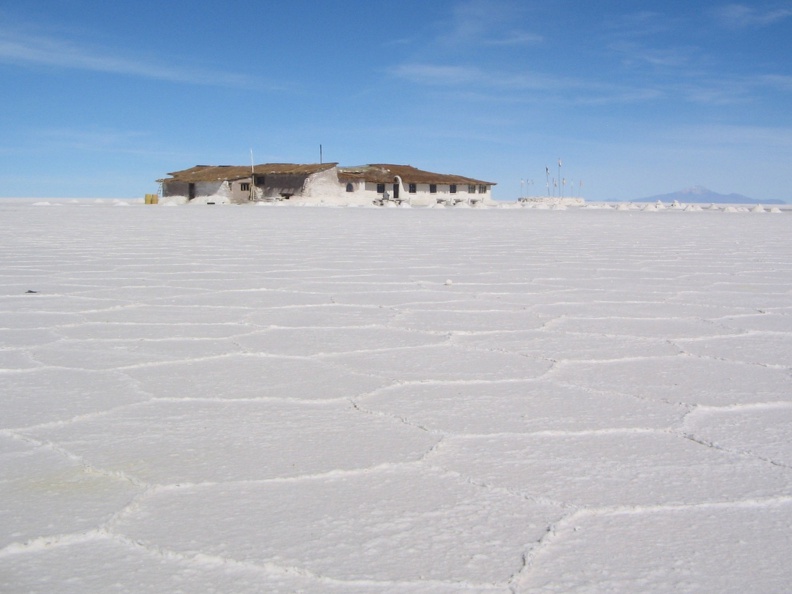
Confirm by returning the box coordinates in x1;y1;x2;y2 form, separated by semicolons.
249;148;255;201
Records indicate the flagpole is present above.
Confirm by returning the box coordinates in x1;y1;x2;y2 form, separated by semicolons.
558;158;562;198
545;166;550;196
250;148;255;201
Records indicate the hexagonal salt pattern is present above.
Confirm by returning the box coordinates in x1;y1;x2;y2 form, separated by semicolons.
2;204;791;593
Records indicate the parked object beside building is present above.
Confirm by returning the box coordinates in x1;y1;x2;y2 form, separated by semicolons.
158;163;495;206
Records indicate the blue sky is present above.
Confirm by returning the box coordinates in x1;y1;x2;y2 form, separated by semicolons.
1;0;791;201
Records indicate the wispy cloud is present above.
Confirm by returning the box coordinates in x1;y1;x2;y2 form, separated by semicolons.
390;63;485;86
389;62;668;106
0;27;267;89
439;0;542;47
664;70;792;106
487;32;544;46
390;60;786;109
712;3;792;28
390;62;571;92
759;74;792;91
608;42;698;69
600;10;676;39
664;123;792;148
32;127;149;151
676;81;753;105
22;126;202;162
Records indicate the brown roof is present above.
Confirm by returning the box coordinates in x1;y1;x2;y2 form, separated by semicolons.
159;162;495;187
159;163;337;183
337;164;496;186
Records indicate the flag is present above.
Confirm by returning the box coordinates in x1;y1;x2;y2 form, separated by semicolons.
558;159;562;167
546;166;549;175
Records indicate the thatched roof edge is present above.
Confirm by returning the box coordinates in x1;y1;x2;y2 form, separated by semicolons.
158;163;337;183
337;164;496;186
157;162;495;187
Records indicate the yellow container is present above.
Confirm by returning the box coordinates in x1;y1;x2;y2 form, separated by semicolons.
145;193;159;205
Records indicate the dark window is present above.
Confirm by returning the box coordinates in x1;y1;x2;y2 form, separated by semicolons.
346;183;354;192
429;184;437;193
450;184;457;193
479;185;487;193
409;183;417;193
240;183;250;192
468;184;476;193
376;183;385;194
255;175;266;186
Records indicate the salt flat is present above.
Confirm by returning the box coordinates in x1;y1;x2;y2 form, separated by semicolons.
1;201;791;593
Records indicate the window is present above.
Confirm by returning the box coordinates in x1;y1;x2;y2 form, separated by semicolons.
408;183;417;193
376;183;386;194
346;183;354;193
429;184;437;194
468;184;476;193
478;185;487;193
241;182;250;192
450;184;457;194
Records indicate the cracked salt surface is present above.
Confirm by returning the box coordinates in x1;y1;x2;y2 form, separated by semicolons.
111;467;563;585
22;400;439;484
516;500;792;593
1;202;791;592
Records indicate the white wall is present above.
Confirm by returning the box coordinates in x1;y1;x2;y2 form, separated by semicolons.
162;180;241;204
373;182;492;207
299;169;349;203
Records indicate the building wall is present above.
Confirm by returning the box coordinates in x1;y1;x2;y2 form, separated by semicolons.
256;174;307;200
352;181;492;207
162;167;493;206
161;180;190;198
162;180;241;204
226;179;252;204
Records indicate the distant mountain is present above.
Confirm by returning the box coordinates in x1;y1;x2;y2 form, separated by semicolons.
636;186;784;205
